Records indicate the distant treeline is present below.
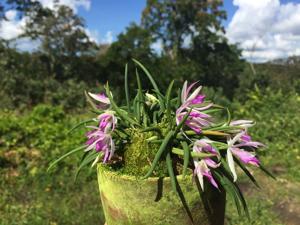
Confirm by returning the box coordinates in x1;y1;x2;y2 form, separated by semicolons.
0;0;299;110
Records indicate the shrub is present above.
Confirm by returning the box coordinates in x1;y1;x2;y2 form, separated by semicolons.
232;87;300;180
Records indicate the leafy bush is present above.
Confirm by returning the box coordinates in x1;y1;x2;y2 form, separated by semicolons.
0;104;86;173
0;105;104;224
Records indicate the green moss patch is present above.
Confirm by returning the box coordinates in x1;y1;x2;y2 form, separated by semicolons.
122;128;168;177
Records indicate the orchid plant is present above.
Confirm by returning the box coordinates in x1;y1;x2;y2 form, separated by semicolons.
49;59;274;217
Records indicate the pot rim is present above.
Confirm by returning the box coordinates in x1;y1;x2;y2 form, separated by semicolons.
97;163;193;182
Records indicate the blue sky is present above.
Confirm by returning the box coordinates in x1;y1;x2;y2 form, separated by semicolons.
78;1;146;43
77;0;238;43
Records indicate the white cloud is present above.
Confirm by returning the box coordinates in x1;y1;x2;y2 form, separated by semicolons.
82;29;114;45
38;0;91;12
151;39;163;55
0;0;91;50
12;38;41;52
226;0;300;62
84;28;100;44
100;31;113;44
0;10;26;40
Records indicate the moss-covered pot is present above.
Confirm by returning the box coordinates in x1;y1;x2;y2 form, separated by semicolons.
97;164;225;225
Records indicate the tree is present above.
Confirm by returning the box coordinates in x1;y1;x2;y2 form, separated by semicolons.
142;0;244;98
21;4;98;79
0;1;100;109
142;0;225;57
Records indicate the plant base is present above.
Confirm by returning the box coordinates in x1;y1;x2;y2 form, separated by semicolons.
97;164;225;225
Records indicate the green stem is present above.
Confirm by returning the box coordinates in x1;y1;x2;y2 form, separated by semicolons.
172;147;215;158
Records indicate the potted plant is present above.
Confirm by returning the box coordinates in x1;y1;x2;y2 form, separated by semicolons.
48;60;274;225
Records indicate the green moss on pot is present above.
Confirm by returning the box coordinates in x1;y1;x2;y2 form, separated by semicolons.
122;128;168;177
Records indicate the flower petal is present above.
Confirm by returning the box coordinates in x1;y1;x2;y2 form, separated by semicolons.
187;85;202;102
88;92;110;104
227;148;237;182
231;148;260;166
230;120;254;128
181;81;188;103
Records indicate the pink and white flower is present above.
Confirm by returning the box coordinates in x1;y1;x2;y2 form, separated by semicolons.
176;81;213;133
227;131;264;181
97;111;117;133
85;91;118;164
193;139;220;190
85;128;115;163
88;92;110;109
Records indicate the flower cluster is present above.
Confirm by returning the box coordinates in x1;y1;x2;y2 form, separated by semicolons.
85;92;117;164
176;81;213;134
81;82;265;192
175;82;264;190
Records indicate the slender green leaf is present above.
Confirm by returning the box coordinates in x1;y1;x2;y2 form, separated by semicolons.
67;119;95;134
234;158;260;188
143;110;149;127
204;125;242;132
226;108;231;125
232;181;250;219
133;93;138;118
153;111;158;124
136;68;143;123
105;84;138;126
124;63;130;112
141;126;163;137
202;108;224;114
166;152;177;192
166;80;175;127
74;151;99;181
174;108;193;134
172;147;214;158
47;145;86;172
132;59;161;95
143;130;174;179
183;130;229;137
214;171;247;217
132;59;165;111
259;163;276;179
181;141;190;177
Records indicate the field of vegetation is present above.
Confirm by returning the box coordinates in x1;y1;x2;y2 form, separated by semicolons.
0;1;299;224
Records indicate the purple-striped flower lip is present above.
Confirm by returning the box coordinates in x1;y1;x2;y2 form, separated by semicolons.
85;128;115;163
181;81;206;105
193;139;220;167
240;133;251;142
193;139;220;190
176;108;212;134
194;160;219;190
176;81;213;134
97;111;117;133
227;131;264;181
231;148;260;166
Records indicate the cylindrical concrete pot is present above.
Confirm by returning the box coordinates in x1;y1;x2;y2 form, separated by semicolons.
97;164;225;225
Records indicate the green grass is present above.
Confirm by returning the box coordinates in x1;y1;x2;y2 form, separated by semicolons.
0;170;104;225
